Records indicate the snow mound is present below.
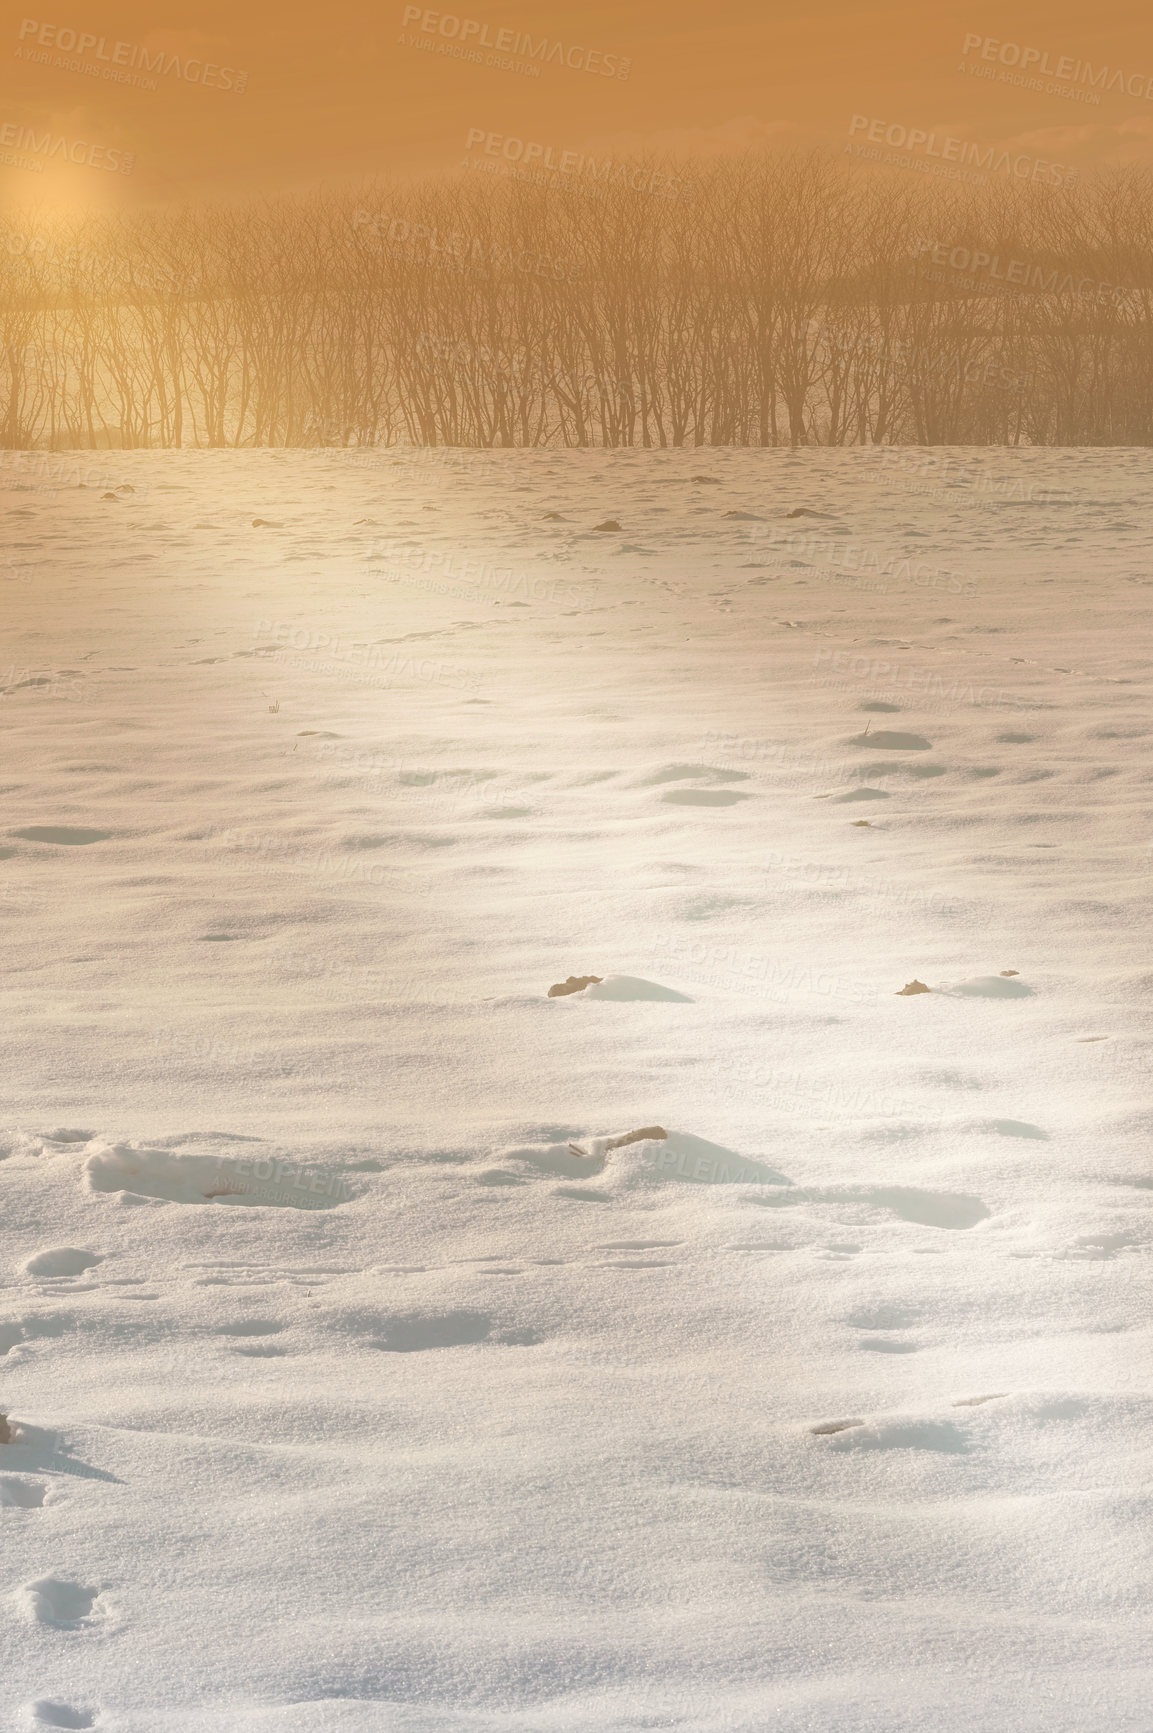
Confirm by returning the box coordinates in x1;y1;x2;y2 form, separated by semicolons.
501;1130;788;1186
580;975;693;1001
497;1140;610;1177
82;1141;352;1208
23;1248;103;1278
643;1131;789;1183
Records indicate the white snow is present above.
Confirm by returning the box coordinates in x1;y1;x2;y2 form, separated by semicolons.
1;444;1151;1730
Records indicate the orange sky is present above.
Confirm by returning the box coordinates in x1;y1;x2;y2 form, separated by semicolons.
3;0;1153;211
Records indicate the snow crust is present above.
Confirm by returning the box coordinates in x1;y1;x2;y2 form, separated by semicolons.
1;445;1151;1730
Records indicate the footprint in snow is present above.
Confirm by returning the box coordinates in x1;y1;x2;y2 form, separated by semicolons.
661;788;752;806
21;1579;103;1626
945;975;1035;998
871;1188;988;1229
598;1259;675;1269
1;1477;47;1507
595;1239;683;1250
28;1704;97;1729
752;1183;987;1229
11;827;109;846
371;1311;536;1351
642;764;750;787
849;730;932;750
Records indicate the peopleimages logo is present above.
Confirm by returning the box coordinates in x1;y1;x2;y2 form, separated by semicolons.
0;120;133;172
912;238;1132;310
961;34;1153;101
16;18;249;91
464;129;693;201
0;230;198;293
399;7;630;77
848;114;1078;187
351;207;582;282
747;522;976;595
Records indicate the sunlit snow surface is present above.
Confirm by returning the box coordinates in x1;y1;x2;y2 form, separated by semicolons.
1;445;1151;1731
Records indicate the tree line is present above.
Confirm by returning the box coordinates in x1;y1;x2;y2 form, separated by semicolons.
3;152;1152;449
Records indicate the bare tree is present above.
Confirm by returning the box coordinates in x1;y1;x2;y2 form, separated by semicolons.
4;156;1153;451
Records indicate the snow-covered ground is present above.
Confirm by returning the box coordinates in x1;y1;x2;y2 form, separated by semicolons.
1;444;1151;1732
